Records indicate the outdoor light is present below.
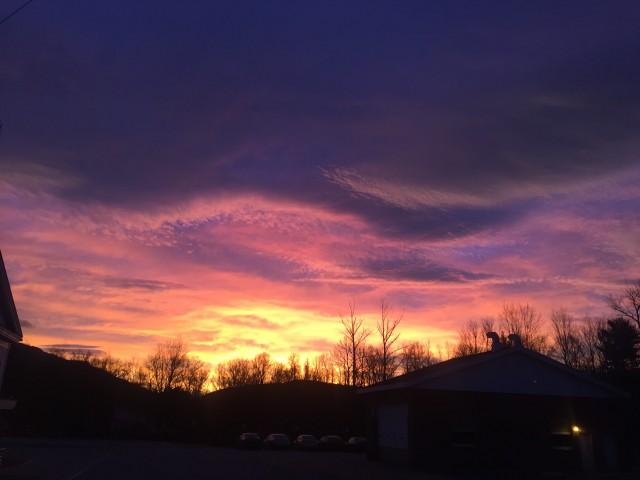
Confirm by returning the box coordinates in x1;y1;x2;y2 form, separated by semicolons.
571;425;581;434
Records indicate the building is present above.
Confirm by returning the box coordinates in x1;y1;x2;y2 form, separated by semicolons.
0;251;23;409
361;335;629;474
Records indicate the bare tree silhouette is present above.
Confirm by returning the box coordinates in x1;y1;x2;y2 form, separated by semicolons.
499;303;547;352
609;280;640;329
335;301;370;387
145;339;210;394
550;310;583;368
400;341;436;373
376;300;402;381
146;339;190;393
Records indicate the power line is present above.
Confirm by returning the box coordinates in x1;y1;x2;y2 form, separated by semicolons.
0;0;36;27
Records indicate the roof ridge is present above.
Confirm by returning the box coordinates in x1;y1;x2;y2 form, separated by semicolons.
360;349;502;392
515;348;628;397
360;347;627;398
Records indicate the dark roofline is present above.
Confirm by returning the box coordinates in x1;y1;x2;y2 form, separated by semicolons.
513;347;629;398
359;346;628;398
359;348;505;393
0;250;23;342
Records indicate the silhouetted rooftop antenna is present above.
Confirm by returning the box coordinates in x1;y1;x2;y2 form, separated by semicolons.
486;331;502;351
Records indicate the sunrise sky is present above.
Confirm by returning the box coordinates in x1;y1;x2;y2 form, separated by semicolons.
1;1;639;365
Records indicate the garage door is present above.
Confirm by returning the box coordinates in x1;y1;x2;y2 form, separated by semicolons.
377;403;408;449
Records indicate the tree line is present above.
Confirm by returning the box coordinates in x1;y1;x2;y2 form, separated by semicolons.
215;300;438;390
49;281;640;394
454;283;640;375
48;339;210;395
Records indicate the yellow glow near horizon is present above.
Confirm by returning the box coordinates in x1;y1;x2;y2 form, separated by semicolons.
181;303;341;364
181;303;458;366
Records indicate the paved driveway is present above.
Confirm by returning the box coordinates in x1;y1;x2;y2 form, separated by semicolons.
0;439;435;480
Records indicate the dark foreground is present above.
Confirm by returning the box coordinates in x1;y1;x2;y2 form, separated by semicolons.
0;439;432;480
2;439;638;480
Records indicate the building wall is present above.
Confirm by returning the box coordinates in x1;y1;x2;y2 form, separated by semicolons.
408;390;624;473
376;402;409;463
0;340;9;392
367;389;629;473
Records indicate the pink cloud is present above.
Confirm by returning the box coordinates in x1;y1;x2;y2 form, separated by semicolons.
2;167;639;364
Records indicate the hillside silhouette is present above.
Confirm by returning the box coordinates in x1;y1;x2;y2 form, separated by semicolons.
0;344;363;444
1;343;160;437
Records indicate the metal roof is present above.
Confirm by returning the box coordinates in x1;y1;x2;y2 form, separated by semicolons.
360;346;627;398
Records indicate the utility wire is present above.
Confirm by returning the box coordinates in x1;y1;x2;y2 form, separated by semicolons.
0;0;37;140
0;0;36;27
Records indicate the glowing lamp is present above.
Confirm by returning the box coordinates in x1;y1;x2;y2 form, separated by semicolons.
571;425;581;434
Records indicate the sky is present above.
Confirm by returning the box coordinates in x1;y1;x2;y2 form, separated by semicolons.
1;1;639;364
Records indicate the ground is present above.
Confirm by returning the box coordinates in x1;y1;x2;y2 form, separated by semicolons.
0;439;433;480
1;439;635;479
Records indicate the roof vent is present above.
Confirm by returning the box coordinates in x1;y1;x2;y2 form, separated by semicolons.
508;333;523;348
486;331;502;351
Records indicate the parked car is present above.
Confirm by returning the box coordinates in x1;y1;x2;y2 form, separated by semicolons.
294;434;319;450
346;436;367;452
319;435;344;450
264;433;291;449
237;432;262;449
